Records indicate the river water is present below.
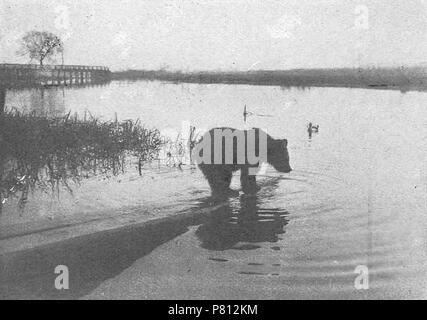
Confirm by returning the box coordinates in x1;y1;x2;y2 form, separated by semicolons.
2;81;426;299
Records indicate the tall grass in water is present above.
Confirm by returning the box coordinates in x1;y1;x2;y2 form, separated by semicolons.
0;110;162;214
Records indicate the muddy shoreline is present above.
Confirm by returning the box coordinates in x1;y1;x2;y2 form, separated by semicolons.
0;200;226;299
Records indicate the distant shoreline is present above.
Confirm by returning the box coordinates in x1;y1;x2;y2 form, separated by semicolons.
112;67;427;92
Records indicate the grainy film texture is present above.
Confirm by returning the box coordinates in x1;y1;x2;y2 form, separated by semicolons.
0;0;426;300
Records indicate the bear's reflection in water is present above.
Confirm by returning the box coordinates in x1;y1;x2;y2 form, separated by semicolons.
195;179;290;251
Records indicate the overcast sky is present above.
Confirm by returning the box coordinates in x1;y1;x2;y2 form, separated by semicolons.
0;0;426;71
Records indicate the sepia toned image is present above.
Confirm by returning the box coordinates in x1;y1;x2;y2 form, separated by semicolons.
0;0;426;302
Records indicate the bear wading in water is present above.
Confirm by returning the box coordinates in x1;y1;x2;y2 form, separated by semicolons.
194;127;292;196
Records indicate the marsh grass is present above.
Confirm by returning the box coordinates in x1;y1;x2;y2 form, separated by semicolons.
0;109;162;213
112;67;427;92
160;125;202;169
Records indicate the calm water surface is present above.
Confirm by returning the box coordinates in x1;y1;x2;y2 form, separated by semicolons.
3;81;427;299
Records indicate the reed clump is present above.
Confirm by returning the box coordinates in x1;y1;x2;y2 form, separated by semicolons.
0;110;162;211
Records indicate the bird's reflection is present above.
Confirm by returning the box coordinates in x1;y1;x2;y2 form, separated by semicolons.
195;181;289;251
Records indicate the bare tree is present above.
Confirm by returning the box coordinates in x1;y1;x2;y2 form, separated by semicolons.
17;31;63;66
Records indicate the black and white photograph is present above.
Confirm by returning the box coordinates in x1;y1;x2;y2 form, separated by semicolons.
0;0;426;302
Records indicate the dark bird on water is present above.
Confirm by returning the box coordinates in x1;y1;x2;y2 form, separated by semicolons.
307;122;320;139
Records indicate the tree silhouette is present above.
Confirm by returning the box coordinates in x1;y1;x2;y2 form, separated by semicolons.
17;31;63;66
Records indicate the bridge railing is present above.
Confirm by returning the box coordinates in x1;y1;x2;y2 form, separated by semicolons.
0;64;110;71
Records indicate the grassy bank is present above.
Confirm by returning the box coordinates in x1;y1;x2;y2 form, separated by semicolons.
112;67;427;92
0;110;162;212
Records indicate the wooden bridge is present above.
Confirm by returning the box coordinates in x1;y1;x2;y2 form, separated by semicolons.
0;63;111;87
